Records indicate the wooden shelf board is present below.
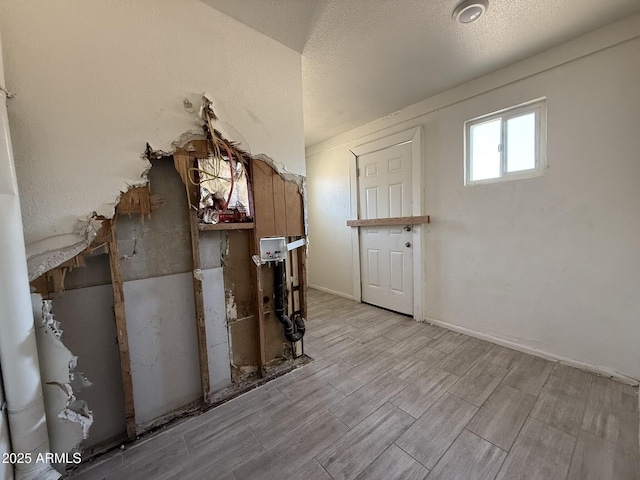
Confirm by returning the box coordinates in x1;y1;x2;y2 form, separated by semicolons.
198;222;254;231
347;215;430;227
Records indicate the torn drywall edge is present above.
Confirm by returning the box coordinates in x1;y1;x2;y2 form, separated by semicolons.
26;217;102;281
252;154;309;236
200;93;254;154
32;295;94;469
253;153;305;191
23;119;205;280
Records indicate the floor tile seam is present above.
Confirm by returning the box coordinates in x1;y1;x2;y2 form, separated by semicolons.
309;458;337;480
545;373;594;399
436;428;510;480
310;411;355;470
436;349;487;378
344;443;399;480
563;421;583;480
392;441;431;475
336;370;410;402
403;364;439;384
462;426;511;455
484;389;538;446
524;414;579;443
529;396;588;437
338;346;395;367
445;378;497;410
393;374;460;417
328;368;388;396
162;434;214;479
251;406;338;452
419;424;467;473
500;375;545;398
389;398;420;420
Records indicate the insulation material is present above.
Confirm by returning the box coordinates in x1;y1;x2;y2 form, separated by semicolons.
197;155;250;224
32;296;93;470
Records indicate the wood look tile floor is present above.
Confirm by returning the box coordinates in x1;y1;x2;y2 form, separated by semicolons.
70;289;640;480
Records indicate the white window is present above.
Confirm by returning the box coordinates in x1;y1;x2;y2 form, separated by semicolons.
464;98;546;186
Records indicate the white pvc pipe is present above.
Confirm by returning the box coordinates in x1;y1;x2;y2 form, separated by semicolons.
0;32;60;480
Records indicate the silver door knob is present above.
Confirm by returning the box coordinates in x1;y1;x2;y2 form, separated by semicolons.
404;225;412;231
405;242;411;248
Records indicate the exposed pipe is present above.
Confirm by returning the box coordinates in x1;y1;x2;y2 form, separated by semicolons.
0;32;60;480
273;261;305;342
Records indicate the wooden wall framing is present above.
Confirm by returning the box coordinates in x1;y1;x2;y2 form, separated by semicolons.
105;218;137;439
28;139;308;451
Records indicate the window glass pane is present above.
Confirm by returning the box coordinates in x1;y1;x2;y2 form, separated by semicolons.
506;112;535;172
470;119;501;181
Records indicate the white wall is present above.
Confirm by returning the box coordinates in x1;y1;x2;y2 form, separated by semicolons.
306;16;640;380
306;147;354;298
0;0;304;257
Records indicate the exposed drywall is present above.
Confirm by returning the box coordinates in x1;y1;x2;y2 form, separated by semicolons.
117;159;193;282
306;22;640;379
32;296;93;473
124;268;230;427
202;268;232;392
51;284;127;450
0;0;304;267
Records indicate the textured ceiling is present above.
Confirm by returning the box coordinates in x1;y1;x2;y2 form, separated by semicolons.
201;0;640;147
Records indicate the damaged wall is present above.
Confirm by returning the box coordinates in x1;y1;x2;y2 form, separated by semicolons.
117;158;230;427
49;159;232;443
0;0;305;267
32;296;93;472
50;283;126;451
223;157;307;379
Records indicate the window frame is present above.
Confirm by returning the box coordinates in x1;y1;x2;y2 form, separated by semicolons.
464;98;547;186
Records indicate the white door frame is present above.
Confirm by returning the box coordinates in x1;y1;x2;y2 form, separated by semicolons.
349;127;423;320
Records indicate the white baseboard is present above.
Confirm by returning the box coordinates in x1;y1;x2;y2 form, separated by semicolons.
308;284;354;300
424;316;639;386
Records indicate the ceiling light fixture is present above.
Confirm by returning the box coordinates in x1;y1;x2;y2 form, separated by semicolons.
453;0;488;24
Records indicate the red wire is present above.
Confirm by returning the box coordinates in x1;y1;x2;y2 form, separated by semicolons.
221;142;235;211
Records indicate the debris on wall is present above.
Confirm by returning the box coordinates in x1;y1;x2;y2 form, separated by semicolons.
27;217;102;282
33;295;94;468
115;185;163;217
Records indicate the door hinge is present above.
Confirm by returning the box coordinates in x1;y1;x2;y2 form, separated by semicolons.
356;167;360;177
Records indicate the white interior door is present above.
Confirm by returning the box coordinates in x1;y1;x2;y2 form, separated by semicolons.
358;141;413;315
